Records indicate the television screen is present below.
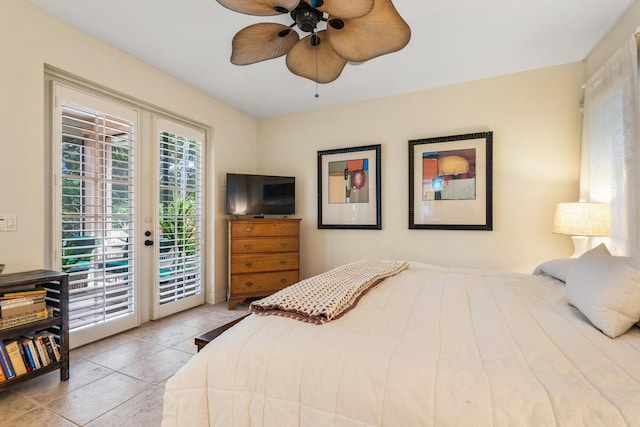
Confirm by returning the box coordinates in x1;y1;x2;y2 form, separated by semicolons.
226;173;295;216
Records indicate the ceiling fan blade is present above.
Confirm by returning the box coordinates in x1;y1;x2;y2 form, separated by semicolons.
326;0;410;62
286;32;348;83
317;0;374;20
231;23;300;65
217;0;300;16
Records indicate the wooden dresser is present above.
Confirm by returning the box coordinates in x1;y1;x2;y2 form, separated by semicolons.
228;218;301;309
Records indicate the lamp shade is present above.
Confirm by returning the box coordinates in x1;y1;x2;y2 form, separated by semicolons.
552;202;610;236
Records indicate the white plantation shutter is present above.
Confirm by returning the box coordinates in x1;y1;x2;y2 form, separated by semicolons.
54;84;138;344
155;118;205;315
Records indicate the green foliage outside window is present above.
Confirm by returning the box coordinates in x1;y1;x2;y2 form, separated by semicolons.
159;193;197;262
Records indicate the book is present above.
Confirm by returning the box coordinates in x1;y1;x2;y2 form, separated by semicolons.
4;340;27;376
0;340;16;379
1;288;47;298
22;336;42;369
16;340;33;372
33;335;50;366
27;338;42;369
0;307;52;330
0;295;45;307
1;301;47;318
40;332;61;362
50;335;60;362
38;333;57;364
0;362;5;382
20;339;37;371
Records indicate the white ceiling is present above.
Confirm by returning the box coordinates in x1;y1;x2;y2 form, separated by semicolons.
26;0;636;119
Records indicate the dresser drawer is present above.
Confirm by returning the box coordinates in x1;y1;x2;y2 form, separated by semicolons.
230;221;299;238
231;252;299;274
231;237;299;254
230;270;299;294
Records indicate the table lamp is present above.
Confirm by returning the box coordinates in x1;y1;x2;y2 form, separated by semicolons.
552;202;610;257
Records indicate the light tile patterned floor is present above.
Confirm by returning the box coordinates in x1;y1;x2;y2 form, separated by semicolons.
0;302;248;426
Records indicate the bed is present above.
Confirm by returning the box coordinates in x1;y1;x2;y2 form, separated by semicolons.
162;250;640;426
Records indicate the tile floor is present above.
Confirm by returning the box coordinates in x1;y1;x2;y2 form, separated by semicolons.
0;302;248;426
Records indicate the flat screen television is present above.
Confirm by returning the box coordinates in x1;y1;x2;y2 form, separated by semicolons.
225;173;295;216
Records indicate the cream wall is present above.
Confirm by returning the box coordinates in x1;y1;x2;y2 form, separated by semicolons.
0;0;257;307
257;63;584;277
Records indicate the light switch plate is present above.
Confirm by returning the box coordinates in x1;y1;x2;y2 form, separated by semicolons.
0;215;17;231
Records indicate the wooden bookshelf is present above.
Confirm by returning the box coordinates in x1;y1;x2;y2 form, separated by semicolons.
0;269;69;388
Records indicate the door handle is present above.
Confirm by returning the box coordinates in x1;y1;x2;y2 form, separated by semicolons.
144;230;153;246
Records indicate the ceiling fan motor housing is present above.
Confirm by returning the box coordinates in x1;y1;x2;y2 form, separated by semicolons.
291;2;324;33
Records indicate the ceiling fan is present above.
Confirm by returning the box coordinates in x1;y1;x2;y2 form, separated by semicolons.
216;0;411;84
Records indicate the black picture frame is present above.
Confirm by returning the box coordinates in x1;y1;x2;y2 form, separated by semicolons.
317;144;382;230
409;132;493;230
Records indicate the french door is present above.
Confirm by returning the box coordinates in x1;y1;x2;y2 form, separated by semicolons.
152;118;205;319
53;84;138;348
51;83;204;348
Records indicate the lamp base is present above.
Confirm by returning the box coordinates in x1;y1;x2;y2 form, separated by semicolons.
570;236;589;258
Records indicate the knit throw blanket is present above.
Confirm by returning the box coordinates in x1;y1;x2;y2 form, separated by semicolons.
249;260;409;324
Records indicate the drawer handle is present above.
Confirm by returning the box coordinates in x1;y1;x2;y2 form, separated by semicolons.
280;278;287;284
245;227;252;232
280;260;287;265
279;227;286;232
245;281;254;287
244;244;252;250
280;243;288;248
245;261;253;268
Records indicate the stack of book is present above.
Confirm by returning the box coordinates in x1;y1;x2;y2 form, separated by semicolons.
0;332;61;382
0;288;53;330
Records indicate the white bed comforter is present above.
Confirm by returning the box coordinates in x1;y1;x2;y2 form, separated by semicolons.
162;262;640;426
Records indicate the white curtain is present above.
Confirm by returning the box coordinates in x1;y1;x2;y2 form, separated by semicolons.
580;35;640;256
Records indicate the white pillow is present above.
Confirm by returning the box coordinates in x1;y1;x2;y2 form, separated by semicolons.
566;244;640;338
532;258;576;282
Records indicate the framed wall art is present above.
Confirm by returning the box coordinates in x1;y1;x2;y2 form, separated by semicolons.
317;144;382;229
409;132;493;230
